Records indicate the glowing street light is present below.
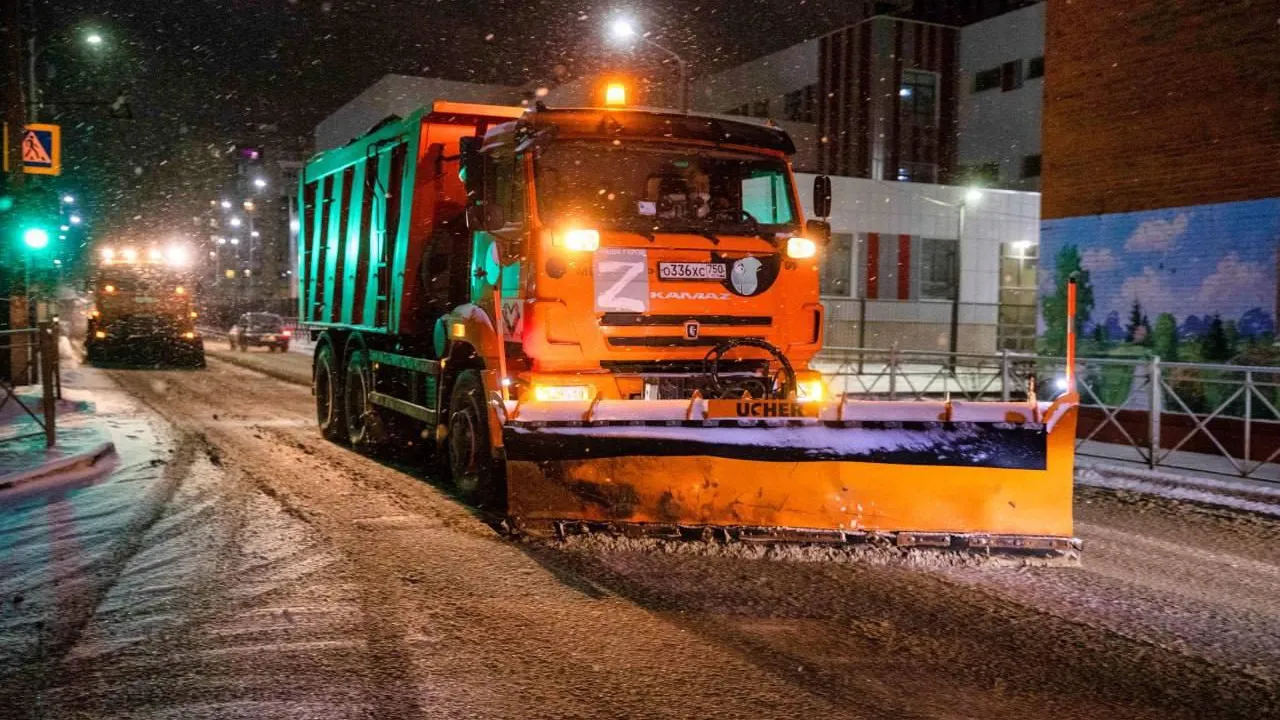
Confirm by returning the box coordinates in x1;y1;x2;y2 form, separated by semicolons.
69;214;82;225
610;18;636;39
229;217;242;228
220;199;232;210
85;33;104;46
60;224;69;231
964;187;984;205
61;194;75;204
252;177;267;189
606;16;688;113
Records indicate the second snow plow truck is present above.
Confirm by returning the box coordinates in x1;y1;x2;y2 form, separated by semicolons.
299;97;1080;554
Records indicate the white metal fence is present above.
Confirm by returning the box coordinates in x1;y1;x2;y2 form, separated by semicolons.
817;346;1280;483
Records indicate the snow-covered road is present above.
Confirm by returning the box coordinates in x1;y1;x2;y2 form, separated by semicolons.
2;357;1277;718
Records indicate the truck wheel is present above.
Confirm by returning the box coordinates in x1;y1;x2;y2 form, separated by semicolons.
315;344;347;443
447;369;503;507
344;348;384;450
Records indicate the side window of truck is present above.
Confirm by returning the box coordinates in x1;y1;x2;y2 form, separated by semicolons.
493;154;524;227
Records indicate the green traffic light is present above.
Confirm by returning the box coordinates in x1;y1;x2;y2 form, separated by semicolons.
23;228;50;250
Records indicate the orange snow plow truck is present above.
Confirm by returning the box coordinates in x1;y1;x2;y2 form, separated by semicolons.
299;99;1081;554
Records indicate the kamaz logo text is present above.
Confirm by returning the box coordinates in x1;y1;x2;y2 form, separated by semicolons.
650;291;731;301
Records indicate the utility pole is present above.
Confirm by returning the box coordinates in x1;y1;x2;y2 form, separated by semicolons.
3;0;27;188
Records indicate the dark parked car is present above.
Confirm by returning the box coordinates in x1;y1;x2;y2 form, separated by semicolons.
229;312;291;352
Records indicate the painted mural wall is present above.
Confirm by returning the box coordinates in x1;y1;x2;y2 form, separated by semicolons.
1039;198;1280;362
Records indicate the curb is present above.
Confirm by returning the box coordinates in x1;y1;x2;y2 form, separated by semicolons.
206;351;312;388
0;441;118;491
1077;460;1280;519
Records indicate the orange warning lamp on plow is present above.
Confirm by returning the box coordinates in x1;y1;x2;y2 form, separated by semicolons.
297;99;1081;555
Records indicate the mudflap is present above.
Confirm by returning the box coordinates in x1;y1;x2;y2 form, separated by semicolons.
502;407;1079;552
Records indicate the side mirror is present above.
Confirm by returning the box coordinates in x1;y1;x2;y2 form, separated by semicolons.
813;174;832;219
460;136;503;231
806;219;832;245
459;137;485;199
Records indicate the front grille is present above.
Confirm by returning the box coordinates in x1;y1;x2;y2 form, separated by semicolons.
607;336;753;348
600;359;767;374
600;313;772;327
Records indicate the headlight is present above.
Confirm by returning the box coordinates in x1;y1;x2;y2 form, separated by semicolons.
558;229;600;252
183;332;197;340
786;237;817;259
532;384;592;402
796;379;825;403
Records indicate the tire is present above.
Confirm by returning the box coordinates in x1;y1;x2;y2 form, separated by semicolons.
344;348;384;450
314;343;347;442
447;369;504;507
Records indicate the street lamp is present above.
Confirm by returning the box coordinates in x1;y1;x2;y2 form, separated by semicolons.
608;17;689;113
947;189;982;359
229;217;242;228
220;199;232;210
252;177;267;189
69;214;82;225
28;31;110;121
61;194;75;204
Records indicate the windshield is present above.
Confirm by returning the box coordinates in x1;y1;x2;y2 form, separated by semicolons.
245;313;283;331
535;141;798;236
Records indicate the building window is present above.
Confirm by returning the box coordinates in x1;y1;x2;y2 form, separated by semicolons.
784;85;817;123
973;67;1001;92
1021;154;1042;179
895;161;938;183
916;237;957;300
1001;60;1024;91
820;233;854;296
956;162;1000;186
1027;56;1045;79
899;69;938;126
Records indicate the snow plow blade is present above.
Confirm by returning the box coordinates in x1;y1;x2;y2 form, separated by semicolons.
500;395;1080;554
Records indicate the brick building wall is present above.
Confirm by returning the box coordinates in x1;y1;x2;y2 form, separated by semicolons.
1042;0;1280;219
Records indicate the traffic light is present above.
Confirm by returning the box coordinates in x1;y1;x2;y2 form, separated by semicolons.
22;226;50;250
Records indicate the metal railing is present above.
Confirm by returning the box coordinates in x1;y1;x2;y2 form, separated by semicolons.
0;323;62;448
817;346;1280;483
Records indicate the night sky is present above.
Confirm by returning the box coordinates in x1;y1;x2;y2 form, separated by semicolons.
37;0;871;239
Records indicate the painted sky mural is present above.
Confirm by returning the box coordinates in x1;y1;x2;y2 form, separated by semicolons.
1039;198;1280;355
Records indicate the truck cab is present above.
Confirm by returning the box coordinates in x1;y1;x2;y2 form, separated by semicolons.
85;247;204;367
451;108;829;404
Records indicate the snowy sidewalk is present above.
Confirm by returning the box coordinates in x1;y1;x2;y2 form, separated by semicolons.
0;364;176;691
0;336;120;492
0;390;117;492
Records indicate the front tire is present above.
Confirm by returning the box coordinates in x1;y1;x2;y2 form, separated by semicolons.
315;343;346;442
447;369;504;507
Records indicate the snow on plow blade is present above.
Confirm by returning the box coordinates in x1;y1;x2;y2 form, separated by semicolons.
500;396;1080;553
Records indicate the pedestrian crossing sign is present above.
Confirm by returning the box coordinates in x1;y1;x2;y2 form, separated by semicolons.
22;123;61;176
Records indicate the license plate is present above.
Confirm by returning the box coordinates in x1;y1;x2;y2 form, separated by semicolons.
134;297;157;304
706;399;819;419
658;262;726;281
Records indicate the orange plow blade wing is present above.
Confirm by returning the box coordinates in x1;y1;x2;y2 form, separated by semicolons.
500;398;1080;552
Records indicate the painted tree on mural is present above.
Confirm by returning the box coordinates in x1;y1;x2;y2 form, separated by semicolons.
1041;244;1095;356
1153;313;1179;361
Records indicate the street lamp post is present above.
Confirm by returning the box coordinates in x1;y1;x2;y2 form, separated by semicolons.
946;188;984;359
27;31;107;121
609;19;688;113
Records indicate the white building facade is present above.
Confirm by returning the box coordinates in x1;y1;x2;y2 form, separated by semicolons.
956;2;1045;190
